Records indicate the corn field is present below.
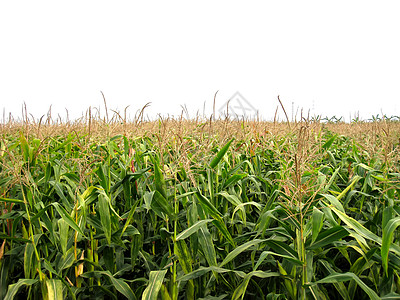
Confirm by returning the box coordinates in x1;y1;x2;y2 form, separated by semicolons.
1;116;400;299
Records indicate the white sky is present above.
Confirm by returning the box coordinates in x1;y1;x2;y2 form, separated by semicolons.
1;1;399;122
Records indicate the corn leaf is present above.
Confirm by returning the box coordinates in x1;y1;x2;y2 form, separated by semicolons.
98;193;112;244
195;191;235;246
0;197;25;204
46;279;63;300
4;279;38;300
220;239;265;267
142;269;168;300
52;203;85;237
151;190;174;220
233;271;279;300
308;226;349;250
265;240;299;262
210;138;234;169
311;207;324;244
175;219;213;241
382;217;400;276
311;272;380;300
178;266;237;282
198;226;217;267
152;157;167;199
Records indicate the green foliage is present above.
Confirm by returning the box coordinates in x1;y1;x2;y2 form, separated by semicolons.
0;121;400;299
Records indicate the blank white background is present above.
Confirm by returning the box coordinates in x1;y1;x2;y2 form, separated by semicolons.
1;1;399;121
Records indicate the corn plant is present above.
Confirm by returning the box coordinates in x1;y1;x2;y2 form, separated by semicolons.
0;116;400;299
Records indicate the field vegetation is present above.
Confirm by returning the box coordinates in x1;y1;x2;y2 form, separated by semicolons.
1;108;400;299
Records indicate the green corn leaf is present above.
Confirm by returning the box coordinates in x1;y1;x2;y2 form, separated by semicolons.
131;234;141;268
151;190;174;220
96;188;121;219
328;205;381;245
195;191;235;246
175;219;213;241
223;173;247;188
382;206;394;232
123;135;129;155
4;279;38;300
322;134;337;150
0;197;25;204
277;261;295;299
98;193;112;244
323;167;340;193
336;176;362;201
58;219;69;255
174;239;193;274
349;248;377;276
110;167;150;194
42;259;61;278
265;240;299;262
233;201;262;213
0;140;5;158
357;163;375;172
318;260;350;299
178;266;236;282
254;250;304;270
159;284;172;300
120;200;139;237
311;207;324;244
232;201;262;226
381;292;400;299
198;226;217;267
197;295;228;300
44;161;52;183
218;191;245;224
96;165;110;193
0;234;30;243
30;204;52;222
321;194;344;213
103;246;114;273
19;132;31;163
46;279;63;300
310;272;380;300
220;239;265;268
211;219;235;247
308;226;349;250
218;191;242;206
52;203;85;237
232;271;279;300
52;181;71;208
0;257;10;299
210;138;234;169
142;269;168;300
326;150;336;166
24;243;35;279
56;249;75;273
179;266;277;282
382;217;400;276
152;157;167;199
105;272;136;300
174;239;195;298
83;271;136;300
195;191;221;218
